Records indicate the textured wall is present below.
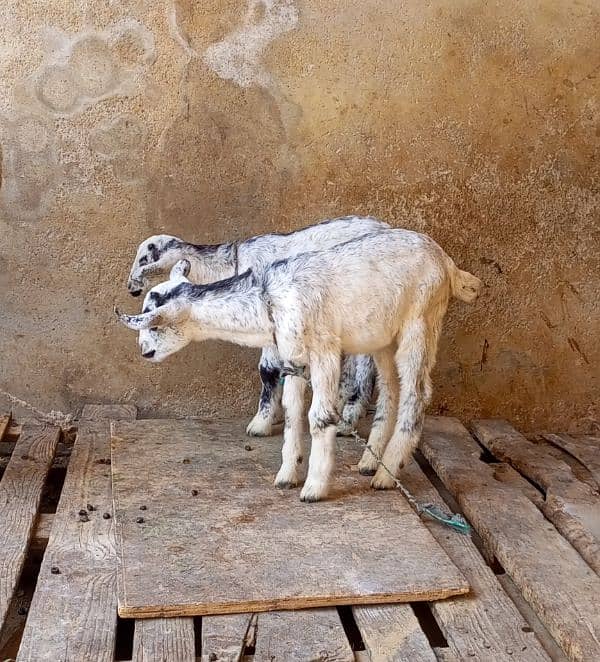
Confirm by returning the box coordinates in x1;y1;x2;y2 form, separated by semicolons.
0;1;598;431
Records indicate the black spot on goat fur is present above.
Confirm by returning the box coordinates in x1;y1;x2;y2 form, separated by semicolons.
148;243;159;262
152;270;255;308
258;363;280;409
312;412;340;430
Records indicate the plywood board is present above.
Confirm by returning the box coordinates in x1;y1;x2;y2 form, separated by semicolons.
110;419;469;618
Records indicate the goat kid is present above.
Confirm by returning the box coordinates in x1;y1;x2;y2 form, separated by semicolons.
117;229;481;502
126;216;385;437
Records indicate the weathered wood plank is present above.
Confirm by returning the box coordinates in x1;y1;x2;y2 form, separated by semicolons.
0;425;59;630
111;419;468;618
16;405;135;662
253;609;354;662
352;604;436;661
543;434;600;486
420;416;600;662
201;613;253;662
472;419;600;574
132;617;195;662
401;459;550;661
496;574;568;662
0;414;10;441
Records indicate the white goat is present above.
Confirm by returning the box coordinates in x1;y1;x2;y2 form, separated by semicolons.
126;217;384;436
117;228;481;502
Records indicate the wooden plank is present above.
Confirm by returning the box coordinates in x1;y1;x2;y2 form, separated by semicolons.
252;609;354;661
420;416;600;662
544;434;600;486
497;574;568;662
201;613;253;662
352;604;436;661
16;405;135;662
111;419;468;618
0;424;59;630
400;459;550;661
0;413;10;441
132;617;195;662
472;420;600;574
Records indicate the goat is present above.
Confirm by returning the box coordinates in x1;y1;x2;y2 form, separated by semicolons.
117;228;482;502
126;216;385;436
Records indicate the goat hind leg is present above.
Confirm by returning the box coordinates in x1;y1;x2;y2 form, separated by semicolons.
337;354;376;435
371;320;430;490
357;346;398;475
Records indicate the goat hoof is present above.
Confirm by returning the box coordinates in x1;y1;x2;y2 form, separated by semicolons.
300;494;320;503
275;480;298;490
335;422;353;437
358;466;377;476
246;417;273;437
370;469;395;491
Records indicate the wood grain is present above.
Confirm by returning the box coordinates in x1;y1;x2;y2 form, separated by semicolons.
353;604;437;661
0;424;59;630
132;617;195;662
472;419;600;574
543;434;600;486
401;459;550;661
201;613;253;662
111;418;468;618
16;405;135;662
0;414;10;441
420;416;600;662
252;609;354;661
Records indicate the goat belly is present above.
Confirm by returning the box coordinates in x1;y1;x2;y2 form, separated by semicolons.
341;327;393;355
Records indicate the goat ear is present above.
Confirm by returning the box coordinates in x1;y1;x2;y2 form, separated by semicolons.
170;259;191;280
115;306;166;331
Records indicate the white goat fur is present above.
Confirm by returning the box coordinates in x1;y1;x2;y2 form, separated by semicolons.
118;228;481;502
127;217;384;436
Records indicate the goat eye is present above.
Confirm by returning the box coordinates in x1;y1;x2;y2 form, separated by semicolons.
150;327;158;333
139;256;148;266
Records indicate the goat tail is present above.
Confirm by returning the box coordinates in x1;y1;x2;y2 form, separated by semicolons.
450;265;482;303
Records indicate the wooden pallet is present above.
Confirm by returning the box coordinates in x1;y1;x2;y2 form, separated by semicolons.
0;406;598;661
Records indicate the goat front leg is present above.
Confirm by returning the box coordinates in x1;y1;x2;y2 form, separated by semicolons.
246;346;283;437
372;319;431;490
300;352;341;502
357;346;399;475
274;375;307;488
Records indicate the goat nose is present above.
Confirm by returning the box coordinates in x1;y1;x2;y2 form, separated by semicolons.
142;349;156;359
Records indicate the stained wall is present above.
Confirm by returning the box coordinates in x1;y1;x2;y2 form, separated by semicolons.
1;1;598;430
